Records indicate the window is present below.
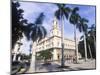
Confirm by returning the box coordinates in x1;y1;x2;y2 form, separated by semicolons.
58;42;59;46
52;42;54;46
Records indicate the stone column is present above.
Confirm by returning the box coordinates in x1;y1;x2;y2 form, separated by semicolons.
53;49;58;61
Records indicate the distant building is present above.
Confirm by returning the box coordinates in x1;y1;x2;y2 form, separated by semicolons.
12;41;23;61
33;17;81;61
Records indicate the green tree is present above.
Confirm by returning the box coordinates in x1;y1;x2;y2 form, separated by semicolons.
12;2;27;49
55;4;71;67
28;13;47;72
38;49;53;64
88;24;96;58
88;24;96;50
79;24;96;59
78;18;89;61
12;1;47;73
80;33;93;59
69;7;81;63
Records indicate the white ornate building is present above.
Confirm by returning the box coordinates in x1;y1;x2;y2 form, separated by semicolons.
33;17;81;61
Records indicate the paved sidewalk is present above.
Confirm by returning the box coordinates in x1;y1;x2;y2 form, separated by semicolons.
27;59;96;73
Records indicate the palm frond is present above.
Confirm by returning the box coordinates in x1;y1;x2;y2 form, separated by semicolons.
80;35;84;40
77;23;82;32
81;18;89;23
55;4;70;20
37;28;43;41
55;9;61;20
23;23;34;40
72;7;79;14
15;2;20;7
31;26;38;42
56;4;66;9
69;13;80;25
63;7;71;19
34;13;45;24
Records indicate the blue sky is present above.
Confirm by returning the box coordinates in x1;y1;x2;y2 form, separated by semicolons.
18;2;96;55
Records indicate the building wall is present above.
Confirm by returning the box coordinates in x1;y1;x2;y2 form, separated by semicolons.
33;35;76;60
32;17;81;61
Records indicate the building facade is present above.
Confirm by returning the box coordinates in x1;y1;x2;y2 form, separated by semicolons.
33;17;81;61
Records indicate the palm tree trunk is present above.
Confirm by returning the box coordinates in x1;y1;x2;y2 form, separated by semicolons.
88;44;92;59
74;25;78;63
61;15;64;67
29;42;36;72
93;35;96;50
84;33;88;61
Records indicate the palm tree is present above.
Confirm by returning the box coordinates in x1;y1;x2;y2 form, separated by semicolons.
28;13;47;72
78;18;89;61
87;35;93;59
12;1;47;73
55;4;71;67
69;7;81;63
88;24;96;50
80;33;93;59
